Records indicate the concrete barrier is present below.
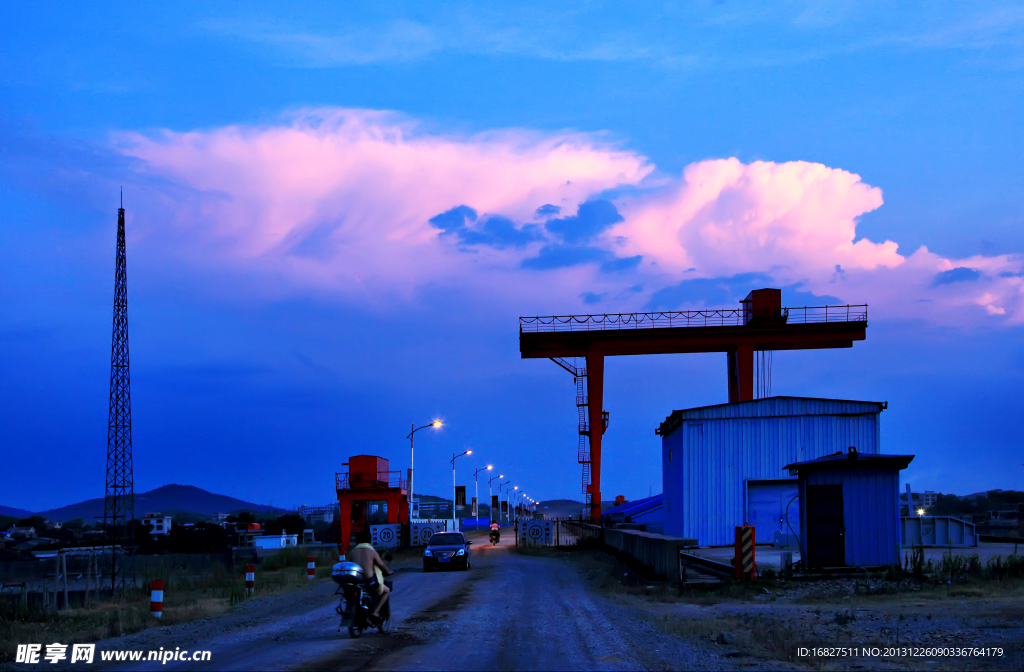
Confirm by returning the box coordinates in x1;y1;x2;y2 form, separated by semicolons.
603;527;697;582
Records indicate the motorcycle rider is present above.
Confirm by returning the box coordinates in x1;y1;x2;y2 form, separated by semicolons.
348;530;393;625
489;520;500;543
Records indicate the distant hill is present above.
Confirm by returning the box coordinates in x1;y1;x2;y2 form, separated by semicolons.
26;485;290;522
0;505;34;519
536;499;618;518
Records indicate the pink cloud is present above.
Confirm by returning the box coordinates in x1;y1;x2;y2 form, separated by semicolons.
119;108;652;301
119;109;1024;324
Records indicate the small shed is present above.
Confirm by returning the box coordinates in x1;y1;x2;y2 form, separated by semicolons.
784;448;913;569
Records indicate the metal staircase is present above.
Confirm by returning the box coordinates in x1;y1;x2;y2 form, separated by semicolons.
552;357;607;510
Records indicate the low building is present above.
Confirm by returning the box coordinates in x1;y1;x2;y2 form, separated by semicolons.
659;397;886;546
8;526;36;540
785;448;913;568
236;523;263;547
142;513;172;535
254;534;298;550
298;503;337;524
602;494;664;533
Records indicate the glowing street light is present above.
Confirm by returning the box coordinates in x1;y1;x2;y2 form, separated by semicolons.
451;449;472;530
488;473;504;526
473;465;493;530
407;420;443;521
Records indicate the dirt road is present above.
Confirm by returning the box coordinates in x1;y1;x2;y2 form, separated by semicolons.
43;535;722;671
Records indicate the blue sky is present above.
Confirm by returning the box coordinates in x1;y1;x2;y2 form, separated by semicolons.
2;2;1023;512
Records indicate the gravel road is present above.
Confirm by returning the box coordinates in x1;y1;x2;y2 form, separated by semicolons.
14;535;724;671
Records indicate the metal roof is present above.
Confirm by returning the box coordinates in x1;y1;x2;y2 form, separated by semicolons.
602;494;663;520
783;451;914;473
658;396;887;436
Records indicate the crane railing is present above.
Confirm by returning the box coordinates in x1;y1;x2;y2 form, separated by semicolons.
520;305;867;333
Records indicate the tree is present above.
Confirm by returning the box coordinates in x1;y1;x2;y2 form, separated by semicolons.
16;516;47;530
227;511;256;525
167;523;229;554
264;514;307;536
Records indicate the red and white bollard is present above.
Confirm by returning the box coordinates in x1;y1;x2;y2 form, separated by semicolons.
245;564;255;596
150;580;164;618
307;556;315;580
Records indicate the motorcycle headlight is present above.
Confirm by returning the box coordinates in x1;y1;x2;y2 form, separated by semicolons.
456;548;465;556
423;549;433;557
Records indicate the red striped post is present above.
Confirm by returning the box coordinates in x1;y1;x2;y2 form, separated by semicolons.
245;564;255;596
150;580;164;618
307;556;315;580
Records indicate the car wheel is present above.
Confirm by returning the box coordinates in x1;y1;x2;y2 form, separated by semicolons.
423;563;431;573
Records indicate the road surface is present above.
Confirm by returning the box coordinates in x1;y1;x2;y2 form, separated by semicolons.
38;534;722;671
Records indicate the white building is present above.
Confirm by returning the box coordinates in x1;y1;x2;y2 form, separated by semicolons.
254;534;298;549
298;504;336;524
142;513;172;536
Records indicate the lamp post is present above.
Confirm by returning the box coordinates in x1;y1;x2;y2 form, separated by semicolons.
451;449;472;531
512;486;519;522
488;473;503;526
407;420;442;523
500;481;511;522
473;465;493;531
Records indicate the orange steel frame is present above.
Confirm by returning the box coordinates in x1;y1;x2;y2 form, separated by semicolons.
519;289;868;522
336;455;409;556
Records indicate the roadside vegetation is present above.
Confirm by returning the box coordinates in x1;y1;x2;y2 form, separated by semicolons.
0;548;339;663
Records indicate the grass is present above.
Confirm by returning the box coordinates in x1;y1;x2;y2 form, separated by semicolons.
0;549;342;663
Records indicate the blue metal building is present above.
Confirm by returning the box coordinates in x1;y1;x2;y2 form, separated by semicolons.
784;449;912;568
657;396;886;546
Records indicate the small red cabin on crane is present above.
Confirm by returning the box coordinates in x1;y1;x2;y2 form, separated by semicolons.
336;455;409;556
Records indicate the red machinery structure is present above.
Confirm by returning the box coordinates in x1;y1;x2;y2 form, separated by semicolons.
336;455;409;556
519;288;868;522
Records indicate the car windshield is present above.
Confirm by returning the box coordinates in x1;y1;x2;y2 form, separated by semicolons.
428;533;465;546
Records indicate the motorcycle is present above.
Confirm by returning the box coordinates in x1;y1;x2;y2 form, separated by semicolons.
333;562;392;639
489;529;500;545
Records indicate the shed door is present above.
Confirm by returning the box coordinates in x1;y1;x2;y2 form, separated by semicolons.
806;484;845;568
746;480;799;540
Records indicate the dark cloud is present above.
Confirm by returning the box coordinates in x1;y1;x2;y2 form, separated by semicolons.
429;205;541;249
647;275;845;311
600;255;642;274
429;205;478;233
580;292;605;305
534;204;561;218
545;200;624;244
645;273;773;310
520;244;610;270
931;267;981;286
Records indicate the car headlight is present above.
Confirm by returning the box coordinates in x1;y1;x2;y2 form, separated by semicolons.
423;549;433;557
456;548;465;556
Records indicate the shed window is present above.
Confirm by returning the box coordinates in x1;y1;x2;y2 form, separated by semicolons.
668;449;673;462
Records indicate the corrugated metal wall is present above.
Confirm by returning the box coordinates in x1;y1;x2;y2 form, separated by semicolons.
799;466;901;567
662;397;882;546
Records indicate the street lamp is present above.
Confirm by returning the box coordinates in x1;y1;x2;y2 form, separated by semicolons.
488;473;504;526
512;486;519;523
916;508;925;516
473;465;493;531
499;480;511;522
407;420;442;522
451;449;472;531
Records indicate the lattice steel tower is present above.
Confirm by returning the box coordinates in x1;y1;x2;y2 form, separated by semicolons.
103;199;135;593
